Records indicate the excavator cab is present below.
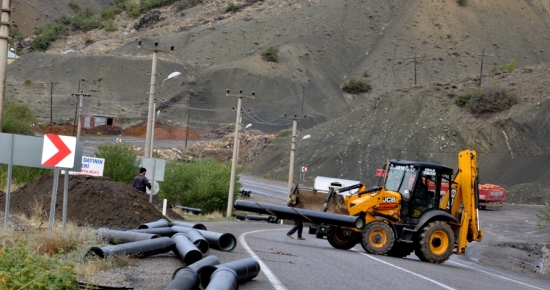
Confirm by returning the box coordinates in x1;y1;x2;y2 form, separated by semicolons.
384;160;454;222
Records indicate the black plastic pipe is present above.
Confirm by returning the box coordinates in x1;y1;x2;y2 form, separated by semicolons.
171;233;204;266
164;256;221;290
129;227;176;237
198;258;260;289
170;221;207;231
176;205;202;215
171;226;210;255
196;229;237;252
234;200;365;229
138;218;170;229
246;215;270;221
85;237;174;261
204;268;238;290
96;228;159;244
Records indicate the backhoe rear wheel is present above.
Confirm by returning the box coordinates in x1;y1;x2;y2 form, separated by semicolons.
386;242;414;258
326;226;359;250
360;222;395;255
414;221;455;264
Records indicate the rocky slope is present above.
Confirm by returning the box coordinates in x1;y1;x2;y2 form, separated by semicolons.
5;0;550;202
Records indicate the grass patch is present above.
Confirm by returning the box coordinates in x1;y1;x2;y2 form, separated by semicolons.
455;84;519;114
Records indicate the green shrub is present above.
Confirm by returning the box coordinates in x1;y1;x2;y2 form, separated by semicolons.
455;84;519;114
341;77;372;94
0;243;77;289
262;46;279;62
68;0;81;12
362;69;370;78
101;6;122;20
160;159;241;214
32;23;69;51
9;27;25;41
276;130;291;138
55;13;73;25
72;6;101;31
0;164;52;189
174;0;191;11
102;19;118;31
226;2;239;13
457;0;468;6
94;144;140;184
1;99;37;135
126;2;144;18
24;79;31;84
499;58;517;73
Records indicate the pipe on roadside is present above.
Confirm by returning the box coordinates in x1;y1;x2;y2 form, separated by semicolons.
204;268;238;290
129;227;176;237
96;228;159;244
84;237;174;261
170;220;207;231
234;200;365;229
198;258;259;289
171;226;210;255
165;256;221;290
171;233;203;266
196;229;237;252
138;218;170;229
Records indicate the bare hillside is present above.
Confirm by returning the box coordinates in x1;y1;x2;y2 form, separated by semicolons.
246;63;550;204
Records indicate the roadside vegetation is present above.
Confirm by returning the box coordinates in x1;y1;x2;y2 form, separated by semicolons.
160;158;241;214
455;84;518;114
94;143;140;184
0;99;52;190
0;202;137;289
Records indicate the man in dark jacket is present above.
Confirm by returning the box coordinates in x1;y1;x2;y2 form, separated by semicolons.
133;167;152;194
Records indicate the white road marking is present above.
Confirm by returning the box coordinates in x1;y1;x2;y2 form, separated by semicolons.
352;249;456;290
448;260;546;290
240;229;288;290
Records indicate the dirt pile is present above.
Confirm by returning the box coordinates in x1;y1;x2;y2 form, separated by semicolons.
0;175;182;230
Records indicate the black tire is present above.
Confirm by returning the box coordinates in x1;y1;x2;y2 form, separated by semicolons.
326;226;359;250
386;242;414;258
414;221;455;264
360;222;395;255
316;231;324;239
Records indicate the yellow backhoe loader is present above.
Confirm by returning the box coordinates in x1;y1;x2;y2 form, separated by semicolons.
288;150;483;263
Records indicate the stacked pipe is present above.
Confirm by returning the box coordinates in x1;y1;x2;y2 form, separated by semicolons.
84;219;261;290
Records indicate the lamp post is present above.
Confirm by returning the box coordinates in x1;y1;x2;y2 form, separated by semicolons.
138;40;175;158
149;71;181;156
285;114;306;196
226;90;255;218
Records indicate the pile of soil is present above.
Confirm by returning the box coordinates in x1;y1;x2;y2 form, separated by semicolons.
45;125;83;136
87;125;123;136
0;175;182;230
122;121;200;140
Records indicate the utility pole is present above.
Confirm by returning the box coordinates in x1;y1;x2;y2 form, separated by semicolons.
478;48;485;87
138;40;174;158
285;114;306;196
226;90;255;218
0;0;12;132
185;94;192;148
72;79;85;137
50;82;55;126
71;90;91;141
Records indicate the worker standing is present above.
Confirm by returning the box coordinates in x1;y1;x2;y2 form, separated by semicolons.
133;167;152;194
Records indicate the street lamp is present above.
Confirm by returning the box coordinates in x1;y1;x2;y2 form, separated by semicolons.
245;123;252;129
162;72;181;89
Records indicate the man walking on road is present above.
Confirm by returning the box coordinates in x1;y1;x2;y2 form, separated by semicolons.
133;167;152;194
287;220;305;240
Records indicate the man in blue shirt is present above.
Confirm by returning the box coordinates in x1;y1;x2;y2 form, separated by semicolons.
133;167;152;194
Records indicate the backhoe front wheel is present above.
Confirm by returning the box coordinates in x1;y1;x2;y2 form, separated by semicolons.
360;222;395;255
415;221;455;264
326;226;359;250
